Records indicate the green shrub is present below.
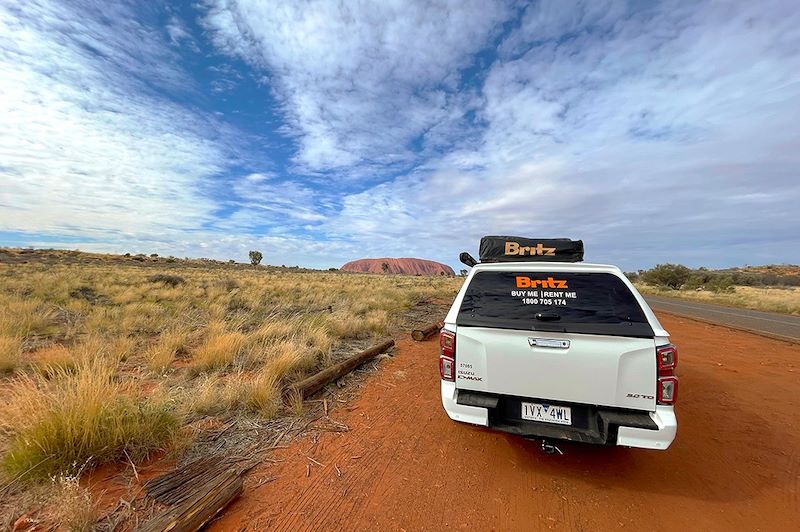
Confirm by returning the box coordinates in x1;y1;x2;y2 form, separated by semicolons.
707;275;735;293
683;272;711;290
147;274;185;287
641;264;691;289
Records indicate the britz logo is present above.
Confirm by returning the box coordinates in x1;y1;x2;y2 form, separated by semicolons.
515;276;568;289
505;241;556;256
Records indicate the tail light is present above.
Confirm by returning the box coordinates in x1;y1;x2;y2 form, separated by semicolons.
439;330;456;381
656;344;678;405
658;376;678;404
657;345;677;375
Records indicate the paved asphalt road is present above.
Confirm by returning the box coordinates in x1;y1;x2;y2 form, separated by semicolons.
645;295;800;343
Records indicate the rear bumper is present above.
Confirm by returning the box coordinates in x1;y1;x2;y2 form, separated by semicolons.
441;381;488;426
440;382;676;450
616;406;676;450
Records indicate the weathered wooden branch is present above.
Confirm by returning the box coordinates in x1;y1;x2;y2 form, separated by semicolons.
411;321;443;341
287;339;395;400
144;458;225;507
139;461;243;532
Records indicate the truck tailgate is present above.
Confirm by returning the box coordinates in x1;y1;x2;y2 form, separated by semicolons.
455;327;657;411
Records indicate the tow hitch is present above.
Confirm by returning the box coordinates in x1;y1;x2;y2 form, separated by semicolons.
540;439;563;455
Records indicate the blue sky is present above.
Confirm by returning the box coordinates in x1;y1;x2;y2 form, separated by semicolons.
1;0;799;271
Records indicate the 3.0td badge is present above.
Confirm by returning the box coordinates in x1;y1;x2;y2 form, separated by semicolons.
528;338;570;349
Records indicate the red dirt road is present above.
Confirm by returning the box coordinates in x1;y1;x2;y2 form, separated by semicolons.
212;314;800;531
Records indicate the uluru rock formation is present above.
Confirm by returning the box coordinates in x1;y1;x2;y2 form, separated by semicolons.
341;258;455;276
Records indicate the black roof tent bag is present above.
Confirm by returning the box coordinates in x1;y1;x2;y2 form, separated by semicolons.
479;236;584;263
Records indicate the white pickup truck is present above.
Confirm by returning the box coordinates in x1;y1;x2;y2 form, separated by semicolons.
439;237;677;450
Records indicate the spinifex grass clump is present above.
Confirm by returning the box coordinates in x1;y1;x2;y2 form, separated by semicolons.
189;329;245;374
146;329;189;372
1;359;178;478
29;344;76;377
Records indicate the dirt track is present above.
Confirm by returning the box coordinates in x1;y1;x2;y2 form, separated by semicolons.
212;314;800;531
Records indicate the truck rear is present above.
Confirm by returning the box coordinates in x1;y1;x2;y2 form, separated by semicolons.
439;238;677;450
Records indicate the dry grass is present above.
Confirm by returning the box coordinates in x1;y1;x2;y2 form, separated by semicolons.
0;299;54;337
637;283;800;315
188;339;312;419
29;344;76;377
189;370;282;419
190;331;246;374
0;257;461;526
50;474;97;531
0;335;22;374
146;329;188;372
243;370;283;418
1;359;178;479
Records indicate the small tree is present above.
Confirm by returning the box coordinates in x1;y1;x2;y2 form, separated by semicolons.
381;262;390;274
249;250;263;266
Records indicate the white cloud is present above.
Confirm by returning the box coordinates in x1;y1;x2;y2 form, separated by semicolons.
244;172;273;183
202;0;513;173
0;1;226;241
166;15;195;49
229;174;328;224
2;0;799;271
321;0;800;269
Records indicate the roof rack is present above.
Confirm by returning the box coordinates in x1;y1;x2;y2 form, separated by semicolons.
460;236;584;267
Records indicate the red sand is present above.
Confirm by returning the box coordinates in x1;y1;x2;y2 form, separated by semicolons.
212;313;800;531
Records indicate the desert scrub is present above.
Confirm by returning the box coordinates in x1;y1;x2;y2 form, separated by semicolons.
1;360;179;478
147;274;186;287
0;259;461;485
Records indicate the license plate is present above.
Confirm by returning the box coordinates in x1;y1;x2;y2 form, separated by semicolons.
521;402;572;425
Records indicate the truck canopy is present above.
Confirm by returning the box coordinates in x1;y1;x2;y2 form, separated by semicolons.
457;270;654;338
446;262;667;338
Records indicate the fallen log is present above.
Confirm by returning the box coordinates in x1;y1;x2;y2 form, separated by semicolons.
411;321;443;341
145;458;226;507
138;466;242;532
287;339;395;400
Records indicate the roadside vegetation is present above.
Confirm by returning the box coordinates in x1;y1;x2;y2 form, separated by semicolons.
0;254;461;524
629;263;800;315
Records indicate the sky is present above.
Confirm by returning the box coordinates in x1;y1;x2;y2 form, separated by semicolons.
1;0;799;271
